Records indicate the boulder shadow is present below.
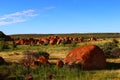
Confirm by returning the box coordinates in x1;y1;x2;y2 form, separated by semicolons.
106;62;120;70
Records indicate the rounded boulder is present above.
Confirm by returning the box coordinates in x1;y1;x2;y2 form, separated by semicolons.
64;44;106;70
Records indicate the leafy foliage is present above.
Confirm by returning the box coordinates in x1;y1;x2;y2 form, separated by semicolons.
0;39;9;51
11;41;17;49
21;51;50;66
111;48;120;58
61;39;68;45
101;39;119;58
37;51;50;59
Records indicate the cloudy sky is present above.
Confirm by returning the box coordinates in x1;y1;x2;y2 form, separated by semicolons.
0;0;120;35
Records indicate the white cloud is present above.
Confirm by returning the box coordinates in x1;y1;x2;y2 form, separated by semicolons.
0;9;38;26
0;6;56;26
43;6;56;10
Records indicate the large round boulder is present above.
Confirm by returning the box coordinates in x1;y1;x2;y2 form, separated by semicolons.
64;44;106;70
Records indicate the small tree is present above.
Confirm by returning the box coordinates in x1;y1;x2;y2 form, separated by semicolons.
0;39;9;51
61;39;68;46
21;51;38;74
112;39;119;44
21;51;50;68
37;51;50;60
102;39;119;58
22;51;38;64
11;41;17;50
111;48;120;58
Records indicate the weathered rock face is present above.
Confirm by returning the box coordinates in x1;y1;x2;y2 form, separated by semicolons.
64;44;106;70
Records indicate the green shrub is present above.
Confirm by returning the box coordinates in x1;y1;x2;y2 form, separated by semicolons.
42;42;48;46
21;51;38;66
111;48;120;58
12;41;17;49
22;51;50;60
22;50;38;58
37;51;50;59
71;41;77;47
0;40;9;51
101;39;119;58
61;39;68;45
112;39;119;44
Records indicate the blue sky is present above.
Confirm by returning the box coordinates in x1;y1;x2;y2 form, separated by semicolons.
0;0;120;35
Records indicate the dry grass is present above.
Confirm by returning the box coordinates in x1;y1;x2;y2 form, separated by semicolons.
0;39;119;63
107;58;120;63
0;52;23;63
0;50;68;63
0;40;120;80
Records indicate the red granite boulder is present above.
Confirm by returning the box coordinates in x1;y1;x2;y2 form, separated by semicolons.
64;44;106;70
36;56;50;66
49;39;57;45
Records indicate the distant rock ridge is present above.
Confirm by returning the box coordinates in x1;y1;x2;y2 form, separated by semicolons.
0;31;12;41
0;31;6;38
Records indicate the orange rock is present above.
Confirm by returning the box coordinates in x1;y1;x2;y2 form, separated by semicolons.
64;44;106;70
88;37;97;41
49;39;57;45
36;56;50;66
56;39;62;44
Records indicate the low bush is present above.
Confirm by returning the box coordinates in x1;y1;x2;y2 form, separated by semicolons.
37;51;50;59
0;40;9;51
111;48;120;58
61;39;68;45
101;39;119;58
